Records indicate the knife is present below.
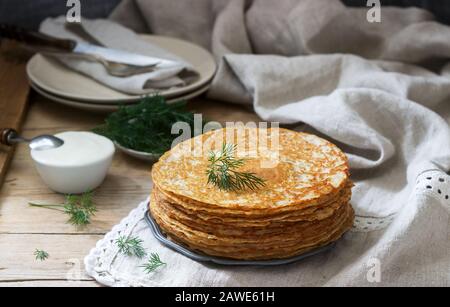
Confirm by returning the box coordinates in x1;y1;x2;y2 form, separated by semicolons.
0;23;181;69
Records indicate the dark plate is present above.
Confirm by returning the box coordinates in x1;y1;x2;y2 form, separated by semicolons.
144;210;335;266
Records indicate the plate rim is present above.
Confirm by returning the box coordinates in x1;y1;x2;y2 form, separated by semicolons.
27;35;217;103
144;208;336;266
115;142;162;162
30;81;211;112
29;80;211;110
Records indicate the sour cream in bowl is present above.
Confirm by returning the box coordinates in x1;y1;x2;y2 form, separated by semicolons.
31;131;115;194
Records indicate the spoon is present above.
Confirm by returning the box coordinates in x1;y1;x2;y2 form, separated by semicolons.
1;128;64;151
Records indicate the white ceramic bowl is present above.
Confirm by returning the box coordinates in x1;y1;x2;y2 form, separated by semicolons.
31;131;115;194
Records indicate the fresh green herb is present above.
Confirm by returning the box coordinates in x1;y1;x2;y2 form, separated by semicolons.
116;235;147;259
29;191;97;227
141;253;166;274
94;95;199;155
34;249;49;261
206;143;266;192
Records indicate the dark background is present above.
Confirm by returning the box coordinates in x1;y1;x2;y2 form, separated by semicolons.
344;0;450;24
0;0;449;30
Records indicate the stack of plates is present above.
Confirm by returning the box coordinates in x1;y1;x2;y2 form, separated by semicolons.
26;36;217;112
150;127;355;260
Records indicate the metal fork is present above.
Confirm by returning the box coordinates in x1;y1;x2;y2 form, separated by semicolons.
45;51;160;77
0;23;159;77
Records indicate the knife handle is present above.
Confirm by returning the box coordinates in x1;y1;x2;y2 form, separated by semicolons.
0;24;76;52
0;128;17;146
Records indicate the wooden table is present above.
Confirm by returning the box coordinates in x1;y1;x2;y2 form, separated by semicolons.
0;91;260;287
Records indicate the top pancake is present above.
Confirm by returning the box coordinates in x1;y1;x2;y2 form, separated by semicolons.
152;127;349;210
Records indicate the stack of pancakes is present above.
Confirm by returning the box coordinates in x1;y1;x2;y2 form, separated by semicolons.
151;127;354;260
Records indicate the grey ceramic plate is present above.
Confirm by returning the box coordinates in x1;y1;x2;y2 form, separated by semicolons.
115;143;162;162
144;209;335;266
30;81;211;113
27;35;216;103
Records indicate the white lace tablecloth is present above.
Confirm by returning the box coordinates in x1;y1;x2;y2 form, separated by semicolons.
85;169;450;287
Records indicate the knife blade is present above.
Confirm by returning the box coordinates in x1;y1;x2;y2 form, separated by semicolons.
0;23;181;69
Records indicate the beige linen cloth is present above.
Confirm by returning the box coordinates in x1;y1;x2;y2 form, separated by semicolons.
39;17;195;94
85;0;450;286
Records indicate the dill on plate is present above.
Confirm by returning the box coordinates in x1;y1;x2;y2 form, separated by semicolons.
94;95;198;155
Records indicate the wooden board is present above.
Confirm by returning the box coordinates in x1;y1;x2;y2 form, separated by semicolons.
0;41;31;188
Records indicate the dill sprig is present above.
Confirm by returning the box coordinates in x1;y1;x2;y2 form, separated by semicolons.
94;95;199;155
141;253;166;274
115;235;147;259
29;191;97;227
34;249;49;261
206;143;266;192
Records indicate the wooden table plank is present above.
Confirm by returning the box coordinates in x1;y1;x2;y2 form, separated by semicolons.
0;42;31;188
1;144;153;197
0;86;261;286
3;101;129;233
0;233;101;282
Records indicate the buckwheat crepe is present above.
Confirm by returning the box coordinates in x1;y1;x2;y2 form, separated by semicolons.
150;127;354;260
152;128;349;209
